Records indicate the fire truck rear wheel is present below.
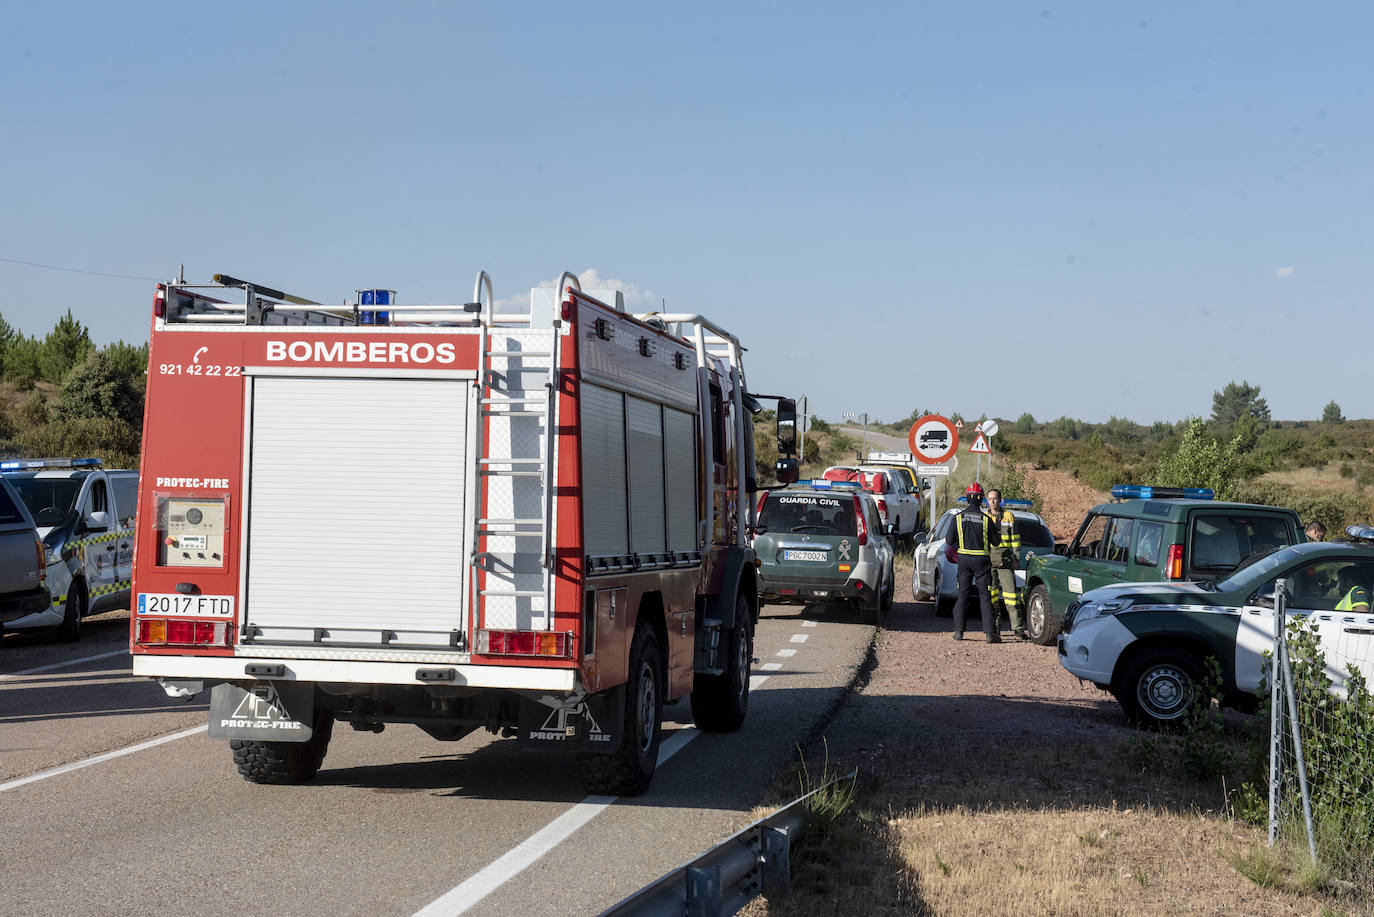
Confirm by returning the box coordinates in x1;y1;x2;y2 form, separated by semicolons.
690;592;754;732
230;710;335;784
56;583;86;643
576;622;663;796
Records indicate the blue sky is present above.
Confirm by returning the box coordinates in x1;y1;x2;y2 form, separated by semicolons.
2;2;1370;426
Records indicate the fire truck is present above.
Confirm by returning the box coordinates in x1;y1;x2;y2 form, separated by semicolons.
131;270;796;796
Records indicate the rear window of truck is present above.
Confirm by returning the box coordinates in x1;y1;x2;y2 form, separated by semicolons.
0;484;25;525
760;493;857;536
1189;513;1295;573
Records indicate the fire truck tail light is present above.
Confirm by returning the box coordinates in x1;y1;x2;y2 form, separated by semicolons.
477;629;571;658
1166;544;1184;579
137;619;229;647
154;284;166;318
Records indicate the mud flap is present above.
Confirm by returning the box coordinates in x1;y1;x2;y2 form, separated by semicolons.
208;681;315;743
517;686;624;753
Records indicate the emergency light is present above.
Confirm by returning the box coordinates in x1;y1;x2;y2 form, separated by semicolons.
1110;485;1214;500
806;479;861;490
0;457;103;471
1345;524;1374;543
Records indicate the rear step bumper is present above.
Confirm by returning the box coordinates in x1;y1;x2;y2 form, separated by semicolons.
132;654;576;691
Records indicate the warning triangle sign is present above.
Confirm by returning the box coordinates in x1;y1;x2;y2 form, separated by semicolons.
969;432;990;454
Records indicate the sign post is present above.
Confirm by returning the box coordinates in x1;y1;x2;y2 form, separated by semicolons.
909;415;959;533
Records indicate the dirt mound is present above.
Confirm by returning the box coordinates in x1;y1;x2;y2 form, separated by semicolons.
1023;469;1107;541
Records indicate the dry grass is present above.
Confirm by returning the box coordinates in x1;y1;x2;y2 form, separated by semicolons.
741;735;1362;917
1256;465;1348;491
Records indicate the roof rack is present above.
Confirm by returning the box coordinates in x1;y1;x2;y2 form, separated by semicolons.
1110;485;1214;501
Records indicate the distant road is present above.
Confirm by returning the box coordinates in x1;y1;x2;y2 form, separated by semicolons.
835;426;960;475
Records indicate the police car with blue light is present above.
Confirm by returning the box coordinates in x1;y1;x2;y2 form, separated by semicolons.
0;458;139;641
752;478;895;619
1058;523;1374;730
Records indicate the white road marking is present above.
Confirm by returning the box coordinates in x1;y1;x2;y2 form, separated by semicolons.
417;673;776;916
802;620;818;628
776;649;797;657
762;662;782;671
0;724;208;793
789;633;809;643
0;648;128;681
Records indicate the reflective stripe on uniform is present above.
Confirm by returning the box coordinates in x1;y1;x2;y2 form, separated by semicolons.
955;509;995;556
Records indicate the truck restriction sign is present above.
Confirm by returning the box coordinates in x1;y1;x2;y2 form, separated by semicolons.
908;415;959;465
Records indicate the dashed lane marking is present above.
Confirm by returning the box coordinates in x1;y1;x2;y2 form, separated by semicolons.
0;649;128;681
789;634;809;643
802;620;818;627
762;662;783;671
775;649;797;657
0;725;209;793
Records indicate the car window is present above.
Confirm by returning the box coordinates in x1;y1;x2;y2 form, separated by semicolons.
1191;513;1294;574
111;474;139;527
1104;518;1134;564
1281;559;1374;612
1134;521;1165;567
933;512;954;539
0;483;26;525
1014;518;1055;549
759;493;857;536
1073;514;1108;559
8;477;81;527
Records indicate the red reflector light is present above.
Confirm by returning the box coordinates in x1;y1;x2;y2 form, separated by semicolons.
1166;544;1184;579
876;497;888;517
477;629;571;658
154;284;166;318
137;618;228;647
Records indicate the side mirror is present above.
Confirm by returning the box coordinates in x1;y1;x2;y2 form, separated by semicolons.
1054;543;1068;556
1253;582;1277;608
922;480;932;491
775;457;799;485
84;510;111;532
776;397;797;455
752;524;769;535
913;531;928;545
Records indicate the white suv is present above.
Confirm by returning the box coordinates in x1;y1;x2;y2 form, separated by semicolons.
822;465;922;543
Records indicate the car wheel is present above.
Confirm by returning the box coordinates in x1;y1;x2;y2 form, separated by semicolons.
57;583;86;643
690;593;753;732
578;622;664;796
932;569;953;617
911;552;927;600
1115;649;1206;731
1026;585;1059;645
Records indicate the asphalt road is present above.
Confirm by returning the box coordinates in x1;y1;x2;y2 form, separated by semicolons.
1;603;872;917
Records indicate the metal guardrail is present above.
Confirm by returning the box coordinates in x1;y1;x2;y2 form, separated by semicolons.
598;768;859;917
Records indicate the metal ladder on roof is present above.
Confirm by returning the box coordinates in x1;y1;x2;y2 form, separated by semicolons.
467;272;573;639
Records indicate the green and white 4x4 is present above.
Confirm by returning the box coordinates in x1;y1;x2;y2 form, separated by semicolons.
1023;486;1303;646
1059;539;1374;729
752;480;894;619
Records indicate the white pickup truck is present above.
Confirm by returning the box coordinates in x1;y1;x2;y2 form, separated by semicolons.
821;464;923;543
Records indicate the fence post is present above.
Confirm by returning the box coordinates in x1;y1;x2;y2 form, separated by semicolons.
1268;579;1284;846
1275;577;1319;865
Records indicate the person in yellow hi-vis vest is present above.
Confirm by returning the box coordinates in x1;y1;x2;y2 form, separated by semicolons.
944;482;1002;643
1335;566;1370;612
986;488;1026;640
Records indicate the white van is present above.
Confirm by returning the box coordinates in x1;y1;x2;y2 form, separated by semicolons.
0;458;138;641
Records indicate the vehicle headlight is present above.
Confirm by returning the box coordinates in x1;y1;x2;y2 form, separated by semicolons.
1073;598;1133;624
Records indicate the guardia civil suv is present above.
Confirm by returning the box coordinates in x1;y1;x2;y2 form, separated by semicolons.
1059;536;1374;730
1023;486;1303;646
752;480;894;619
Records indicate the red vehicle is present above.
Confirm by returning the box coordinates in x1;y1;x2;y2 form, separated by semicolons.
131;270;782;795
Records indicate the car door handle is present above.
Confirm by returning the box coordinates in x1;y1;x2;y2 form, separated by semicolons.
105;545;116;551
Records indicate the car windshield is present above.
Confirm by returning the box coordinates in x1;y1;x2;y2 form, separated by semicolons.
1015;517;1055;549
1215;545;1307;591
7;477;81;527
759;493;856;535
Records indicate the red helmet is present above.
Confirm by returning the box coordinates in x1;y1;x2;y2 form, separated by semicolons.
965;482;984;497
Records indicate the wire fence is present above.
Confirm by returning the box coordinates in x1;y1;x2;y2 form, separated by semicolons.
1269;577;1374;902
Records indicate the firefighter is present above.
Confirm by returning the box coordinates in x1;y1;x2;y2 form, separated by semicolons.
945;482;1002;643
986;488;1026;640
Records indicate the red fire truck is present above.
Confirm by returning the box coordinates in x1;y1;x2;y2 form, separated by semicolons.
131;270;794;795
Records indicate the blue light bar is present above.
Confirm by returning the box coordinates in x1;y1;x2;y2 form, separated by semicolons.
1111;485;1213;501
1345;525;1374;542
1003;499;1034;509
0;457;103;472
807;478;861;490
